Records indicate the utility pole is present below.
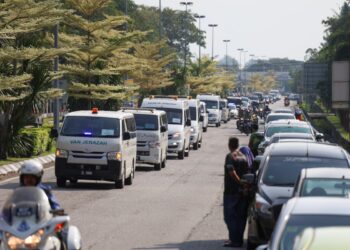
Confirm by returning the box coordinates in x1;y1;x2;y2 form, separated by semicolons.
53;24;59;130
194;14;205;74
237;48;244;95
223;40;231;71
208;24;218;61
159;0;162;39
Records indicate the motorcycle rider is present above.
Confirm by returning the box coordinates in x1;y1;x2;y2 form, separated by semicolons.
295;108;303;121
19;160;61;210
263;104;271;113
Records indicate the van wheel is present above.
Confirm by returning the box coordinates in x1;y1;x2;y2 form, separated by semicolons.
154;162;161;171
126;161;134;185
224;120;227;123
198;138;202;148
193;141;199;150
178;148;185;160
216;122;220;127
185;146;190;157
162;154;167;168
57;178;66;188
69;178;78;185
115;165;125;189
203;127;207;132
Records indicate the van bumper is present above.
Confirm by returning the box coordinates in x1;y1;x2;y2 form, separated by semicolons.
137;148;161;164
167;140;184;153
55;158;122;182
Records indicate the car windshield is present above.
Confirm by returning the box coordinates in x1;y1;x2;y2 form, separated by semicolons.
266;115;295;123
227;98;242;105
61;116;120;138
301;178;350;197
266;126;312;138
270;136;313;144
134;114;159;131
263;156;349;186
279;215;350;250
190;107;197;120
159;108;183;125
202;100;218;109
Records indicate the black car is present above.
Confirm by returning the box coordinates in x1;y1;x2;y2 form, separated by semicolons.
246;141;350;250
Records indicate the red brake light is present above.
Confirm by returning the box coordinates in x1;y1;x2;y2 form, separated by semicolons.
92;108;98;114
55;223;65;232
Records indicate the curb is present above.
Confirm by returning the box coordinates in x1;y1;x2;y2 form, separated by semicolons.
0;154;55;177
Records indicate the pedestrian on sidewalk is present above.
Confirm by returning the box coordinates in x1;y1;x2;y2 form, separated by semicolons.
223;137;249;248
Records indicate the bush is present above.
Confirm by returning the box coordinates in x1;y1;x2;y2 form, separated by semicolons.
15;127;54;157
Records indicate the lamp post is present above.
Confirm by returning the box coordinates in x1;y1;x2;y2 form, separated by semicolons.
53;24;59;130
223;39;231;71
237;48;244;94
194;14;205;74
208;24;218;61
159;0;162;39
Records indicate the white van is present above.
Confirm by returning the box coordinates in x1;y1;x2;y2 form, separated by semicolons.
141;96;191;160
178;97;203;150
120;108;168;171
200;101;209;132
197;94;221;127
53;108;136;189
220;99;229;123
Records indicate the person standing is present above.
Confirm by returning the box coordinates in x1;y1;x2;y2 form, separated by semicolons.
223;137;249;248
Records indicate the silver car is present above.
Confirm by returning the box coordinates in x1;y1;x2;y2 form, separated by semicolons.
257;197;350;250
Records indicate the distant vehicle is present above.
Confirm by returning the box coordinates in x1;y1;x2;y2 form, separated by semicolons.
220;98;229;123
199;101;209;132
273;108;293;114
292;227;350;250
294;168;350;198
228;103;238;118
253;91;264;102
185;98;203;150
241;96;250;104
142;96;191;159
53;108;137;188
197;94;221;127
227;96;242;108
120;108;168;171
245;141;350;249
265;113;296;124
256;197;350;250
289;93;301;101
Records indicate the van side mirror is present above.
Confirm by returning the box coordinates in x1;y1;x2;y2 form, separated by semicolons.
160;126;167;133
199;115;204;122
315;133;324;141
186;119;191;126
123;132;131;140
50;128;58;138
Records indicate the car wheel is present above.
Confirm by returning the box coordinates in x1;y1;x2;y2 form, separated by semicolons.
162;154;167;168
125;161;134;185
69;178;78;185
115;165;125;189
185;144;190;157
193;141;199;150
178;148;185;160
57;178;66;188
203;127;207;132
216;122;220;127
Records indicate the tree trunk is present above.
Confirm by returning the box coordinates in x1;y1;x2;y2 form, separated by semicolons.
0;112;9;160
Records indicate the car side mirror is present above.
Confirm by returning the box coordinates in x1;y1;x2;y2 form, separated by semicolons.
50;128;58;138
199;115;204;122
253;155;263;173
315;133;324;141
256;245;268;250
242;173;255;185
186;119;191;126
160;126;167;133
123;132;131;140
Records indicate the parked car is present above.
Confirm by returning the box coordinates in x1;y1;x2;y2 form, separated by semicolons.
255;197;350;250
293;168;350;197
246;141;350;249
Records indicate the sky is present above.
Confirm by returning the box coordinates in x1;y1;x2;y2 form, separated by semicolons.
133;0;346;63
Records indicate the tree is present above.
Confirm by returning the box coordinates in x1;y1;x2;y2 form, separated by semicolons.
247;72;277;92
0;0;66;159
62;0;143;110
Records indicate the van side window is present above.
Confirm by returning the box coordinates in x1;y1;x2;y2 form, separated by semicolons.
126;117;137;138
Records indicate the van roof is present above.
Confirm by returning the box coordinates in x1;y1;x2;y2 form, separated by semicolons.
65;110;133;119
142;97;189;109
120;107;166;116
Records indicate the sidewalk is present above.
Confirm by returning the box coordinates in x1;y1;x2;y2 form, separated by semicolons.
0;154;55;178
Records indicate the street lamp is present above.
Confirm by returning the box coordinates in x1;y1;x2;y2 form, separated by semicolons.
194;14;205;74
208;24;218;61
237;48;244;94
223;39;231;71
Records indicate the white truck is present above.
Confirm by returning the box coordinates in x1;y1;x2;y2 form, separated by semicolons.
197;94;221;127
120;108;168;171
141;96;191;159
52;108;137;189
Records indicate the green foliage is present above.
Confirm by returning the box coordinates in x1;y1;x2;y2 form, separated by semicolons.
19;127;53;157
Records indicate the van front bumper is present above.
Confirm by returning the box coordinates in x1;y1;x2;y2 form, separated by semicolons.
167;139;184;153
137;148;161;164
55;158;122;182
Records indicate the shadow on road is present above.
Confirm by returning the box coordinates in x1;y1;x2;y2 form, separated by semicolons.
132;240;245;250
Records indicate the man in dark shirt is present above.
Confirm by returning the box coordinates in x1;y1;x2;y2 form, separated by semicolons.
223;137;249;248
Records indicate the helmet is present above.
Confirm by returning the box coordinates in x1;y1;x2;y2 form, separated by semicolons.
19;160;44;186
295;109;302;115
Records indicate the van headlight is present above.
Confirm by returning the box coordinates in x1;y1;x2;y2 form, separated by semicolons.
148;141;160;148
56;148;68;158
107;151;122;161
6;229;44;250
172;133;181;139
255;193;272;216
190;127;196;133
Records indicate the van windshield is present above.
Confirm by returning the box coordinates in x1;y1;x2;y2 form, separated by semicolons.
61;116;120;138
159;108;183;125
202;100;218;109
190;107;197;121
134;114;159;131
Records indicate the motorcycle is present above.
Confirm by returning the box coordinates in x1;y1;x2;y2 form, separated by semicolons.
284;98;290;107
0;187;82;250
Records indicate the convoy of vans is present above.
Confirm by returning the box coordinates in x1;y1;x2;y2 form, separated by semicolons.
53;94;230;189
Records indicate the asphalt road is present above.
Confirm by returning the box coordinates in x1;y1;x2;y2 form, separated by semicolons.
0;100;285;250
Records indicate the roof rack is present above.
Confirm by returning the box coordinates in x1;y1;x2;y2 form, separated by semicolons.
177;95;192;100
121;107;155;113
149;95;178;100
